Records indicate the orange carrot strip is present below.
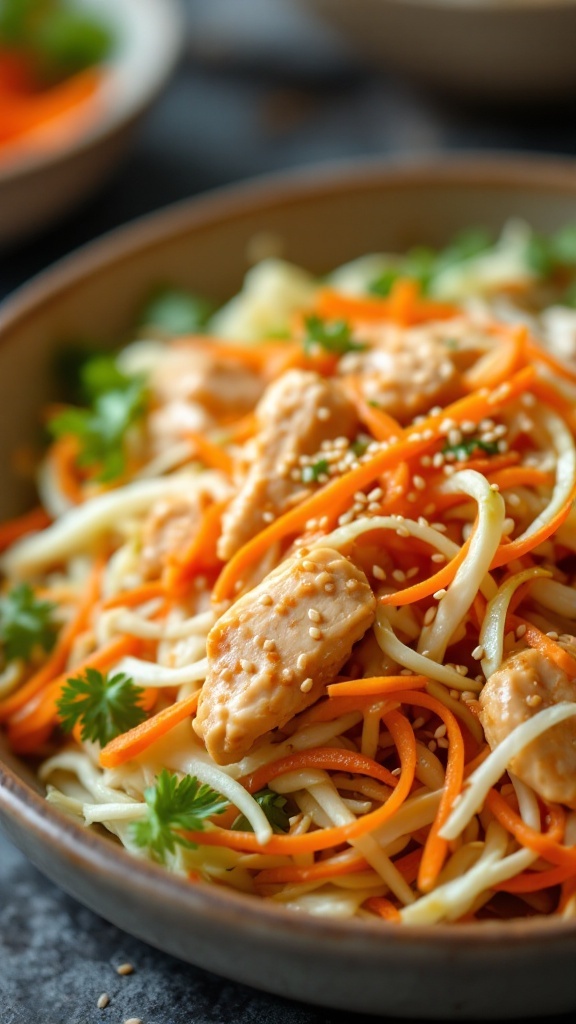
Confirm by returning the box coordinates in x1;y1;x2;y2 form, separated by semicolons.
379;529;474;607
397;691;465;893
0;557;103;722
186;432;234;476
493;863;576;894
462;325;525;392
99;691;200;769
7;635;143;740
509;615;576;679
0;67;102;146
255;854;369;886
363;896;401;922
213;366;536;601
182;709;416;855
487;466;555;491
486;790;576;869
49;435;84;504
326;674;428;698
163;500;226;592
0;506;51;552
241;745;399;794
526;336;576;386
101;581;166;611
490;472;576;569
314;282;459;326
343;376;403;442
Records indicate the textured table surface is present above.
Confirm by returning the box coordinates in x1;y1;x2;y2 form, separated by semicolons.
1;2;576;1021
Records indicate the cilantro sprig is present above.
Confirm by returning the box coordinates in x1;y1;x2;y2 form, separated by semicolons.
0;583;58;663
132;770;229;863
369;228;494;297
442;437;499;461
56;668;147;746
302;315;366;357
232;787;290;835
49;355;147;482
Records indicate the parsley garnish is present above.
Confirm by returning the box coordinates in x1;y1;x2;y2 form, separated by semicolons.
49;357;147;482
302;315;366;357
0;583;58;663
56;668;147;746
232;788;290;835
302;458;330;483
132;770;229;863
368;228;493;297
442;437;499;461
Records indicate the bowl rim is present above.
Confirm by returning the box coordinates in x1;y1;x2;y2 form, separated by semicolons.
305;0;576;16
0;0;184;185
2;151;576;951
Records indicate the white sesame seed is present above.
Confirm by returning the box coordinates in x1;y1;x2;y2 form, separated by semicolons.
433;589;447;600
406;567;419;579
309;626;322;640
526;693;543;708
240;660;255;673
116;964;134;976
297;653;307;670
420;649;431;657
455;665;469;676
259;594;273;606
430;552;446;563
262;511;275;523
471;645;485;660
412;475;426;490
431;522;447;533
396;526;410;538
423;607;436;626
317;407;330;421
392;569;406;583
97;994;110;1009
263;639;276;652
302;560;317;572
368;487;384;502
434;724;447;739
300;677;314;693
428;740;437;753
373;565;386;580
546;631;559;640
324;582;335;593
308;608;322;622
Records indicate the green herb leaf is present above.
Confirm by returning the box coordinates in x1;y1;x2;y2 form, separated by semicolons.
367;229;494;297
138;287;215;336
350;436;370;457
232;788;290;835
368;267;401;298
442;437;499;461
56;668;147;746
49;362;147;482
561;281;576;309
302;315;366;357
0;583;57;663
0;0;113;85
302;458;330;483
132;770;229;863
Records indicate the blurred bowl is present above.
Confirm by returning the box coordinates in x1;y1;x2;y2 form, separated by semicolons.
0;0;183;248
299;0;576;100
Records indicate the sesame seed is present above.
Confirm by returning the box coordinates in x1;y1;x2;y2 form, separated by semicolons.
455;664;468;676
418;516;430;527
420;649;431;657
259;594;273;606
526;694;543;708
300;677;314;693
392;569;406;583
346;579;359;591
373;565;386;580
431;522;447;533
282;668;294;682
423;607;436;626
308;608;322;622
117;963;134;976
430;552;446;563
317;407;330;421
262;510;275;523
297;653;307;670
546;631;559;640
97;994;110;1009
515;624;527;639
396;526;410;538
434;724;447;739
433;589;447;600
368;487;383;502
240;659;255;673
302;560;317;572
406;567;419;579
437;737;449;749
428;740;437;753
123;1019;143;1024
490;483;500;492
471;645;485;660
263;639;276;652
324;583;335;593
309;626;322;640
368;502;381;513
412;475;426;491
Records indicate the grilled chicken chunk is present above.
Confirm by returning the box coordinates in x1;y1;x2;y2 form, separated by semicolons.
194;546;376;764
479;645;576;808
340;323;461;424
217;370;358;561
140;497;200;579
152;341;265;420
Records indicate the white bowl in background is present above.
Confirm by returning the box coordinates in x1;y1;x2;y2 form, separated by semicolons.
0;0;183;248
299;0;576;101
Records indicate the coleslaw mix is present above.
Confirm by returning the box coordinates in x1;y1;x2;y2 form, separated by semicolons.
2;220;576;925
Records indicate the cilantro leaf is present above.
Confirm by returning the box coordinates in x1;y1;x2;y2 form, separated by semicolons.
302;458;330;483
367;229;494;297
442;437;499;461
138;286;215;336
132;770;229;863
368;267;401;298
525;226;576;278
0;0;113;85
56;668;147;746
302;315;366;357
0;583;58;663
232;788;290;835
49;364;147;482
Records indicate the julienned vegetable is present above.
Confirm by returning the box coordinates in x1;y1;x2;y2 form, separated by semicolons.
3;220;576;926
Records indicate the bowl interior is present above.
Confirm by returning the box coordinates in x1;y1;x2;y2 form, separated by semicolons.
2;157;576;1018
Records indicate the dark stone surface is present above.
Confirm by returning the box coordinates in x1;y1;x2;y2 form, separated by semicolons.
1;2;575;1021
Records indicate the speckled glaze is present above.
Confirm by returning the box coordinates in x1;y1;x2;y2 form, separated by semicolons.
1;157;576;1019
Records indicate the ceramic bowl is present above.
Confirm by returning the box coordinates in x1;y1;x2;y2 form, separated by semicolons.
1;156;576;1019
298;0;576;101
0;0;183;248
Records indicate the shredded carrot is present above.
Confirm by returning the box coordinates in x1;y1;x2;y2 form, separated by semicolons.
487;466;555;492
0;506;51;552
255;854;370;887
213;366;536;601
101;580;166;611
525;336;576;387
343;376;403;442
326;675;428;698
509;615;576;679
363;896;401;922
182;709;416;855
314;281;459;326
493;863;576;894
490;473;576;569
379;530;474;607
186;432;234;476
462;324;526;392
486;789;576;869
0;66;103;150
99;691;200;769
163;500;226;592
49;435;84;504
240;745;400;794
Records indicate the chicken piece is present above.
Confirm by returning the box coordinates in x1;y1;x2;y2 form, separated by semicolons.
340;323;462;424
217;370;359;561
194;546;376;764
479;645;576;808
151;341;265;420
140;497;200;579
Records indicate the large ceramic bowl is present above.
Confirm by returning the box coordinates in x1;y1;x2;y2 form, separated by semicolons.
299;0;576;101
1;157;576;1019
0;0;183;247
